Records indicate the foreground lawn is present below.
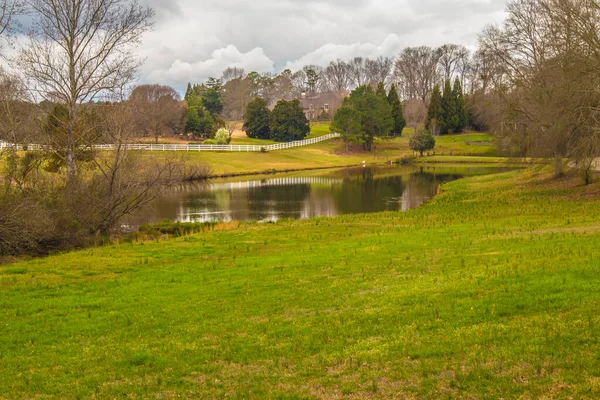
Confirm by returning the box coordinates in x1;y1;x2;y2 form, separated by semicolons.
1;168;600;398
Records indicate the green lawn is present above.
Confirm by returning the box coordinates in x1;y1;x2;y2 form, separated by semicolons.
148;132;500;177
2;168;600;398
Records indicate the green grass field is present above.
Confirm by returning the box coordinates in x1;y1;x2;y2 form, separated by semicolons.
150;131;500;177
2;167;600;398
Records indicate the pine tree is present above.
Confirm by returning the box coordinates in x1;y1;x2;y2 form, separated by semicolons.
387;84;406;136
426;84;443;135
376;82;387;99
243;97;271;139
453;78;468;132
184;83;193;102
441;79;458;134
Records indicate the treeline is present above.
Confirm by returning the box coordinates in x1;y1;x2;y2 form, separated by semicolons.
475;0;600;181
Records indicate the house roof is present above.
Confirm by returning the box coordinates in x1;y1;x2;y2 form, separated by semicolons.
299;92;344;110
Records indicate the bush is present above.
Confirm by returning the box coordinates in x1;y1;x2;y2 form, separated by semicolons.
409;129;436;156
214;128;230;145
203;139;216;145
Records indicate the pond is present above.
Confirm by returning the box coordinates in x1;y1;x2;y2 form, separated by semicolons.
134;165;512;225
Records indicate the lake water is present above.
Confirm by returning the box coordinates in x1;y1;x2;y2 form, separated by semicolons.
136;165;512;224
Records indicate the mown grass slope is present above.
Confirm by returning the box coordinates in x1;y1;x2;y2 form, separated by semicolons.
2;168;598;398
155;132;499;176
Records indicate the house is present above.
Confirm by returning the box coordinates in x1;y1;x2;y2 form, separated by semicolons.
299;92;344;121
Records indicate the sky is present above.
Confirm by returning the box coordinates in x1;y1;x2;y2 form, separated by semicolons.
136;0;507;92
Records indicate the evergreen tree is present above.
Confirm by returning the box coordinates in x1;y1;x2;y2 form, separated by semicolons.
426;84;443;135
270;99;310;142
243;97;271;139
331;106;361;153
201;78;223;117
344;85;393;151
387;84;406;136
184;83;193;102
453;78;468;132
441;79;458;134
376;82;387;99
185;91;214;137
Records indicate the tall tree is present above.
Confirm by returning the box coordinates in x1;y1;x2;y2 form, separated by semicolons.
19;0;153;186
348;57;368;88
129;84;183;143
426;84;443;135
323;60;351;93
270;99;310;142
344;85;393;151
387;84;406;136
365;56;393;88
453;78;468;132
441;79;458;134
394;47;441;102
243;97;271;139
202;78;223;117
331;106;361;153
184;83;193;102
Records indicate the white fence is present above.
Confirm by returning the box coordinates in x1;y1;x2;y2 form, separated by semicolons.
0;133;341;153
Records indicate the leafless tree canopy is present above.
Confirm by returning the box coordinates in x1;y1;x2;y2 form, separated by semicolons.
129;84;183;143
394;46;440;102
19;0;154;183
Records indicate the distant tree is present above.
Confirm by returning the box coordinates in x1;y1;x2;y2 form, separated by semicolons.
453;78;468;132
344;85;393;151
243;97;271;139
185;92;213;137
387;84;406;136
270;99;310;142
303;65;322;95
409;128;436;156
184;83;193;102
404;99;427;135
129;84;183;143
375;82;387;99
426;84;443;135
331;106;361;153
202;78;223;117
441;79;458;134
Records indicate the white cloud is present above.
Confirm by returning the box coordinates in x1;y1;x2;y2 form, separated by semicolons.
146;45;275;89
134;0;509;93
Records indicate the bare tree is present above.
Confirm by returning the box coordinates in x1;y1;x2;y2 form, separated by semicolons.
221;66;245;83
404;99;427;135
348;57;368;88
19;0;154;186
365;56;393;88
222;73;253;122
129;84;183;143
0;0;24;54
394;47;440;102
323;60;351;93
437;44;470;81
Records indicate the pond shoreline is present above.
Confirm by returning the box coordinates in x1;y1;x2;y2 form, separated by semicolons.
193;156;532;181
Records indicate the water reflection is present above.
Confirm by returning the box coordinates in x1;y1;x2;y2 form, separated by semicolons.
144;166;511;223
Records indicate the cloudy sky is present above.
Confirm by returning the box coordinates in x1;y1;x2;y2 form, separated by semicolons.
138;0;508;92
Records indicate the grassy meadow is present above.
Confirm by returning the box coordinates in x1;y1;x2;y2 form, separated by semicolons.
148;130;501;177
2;167;600;398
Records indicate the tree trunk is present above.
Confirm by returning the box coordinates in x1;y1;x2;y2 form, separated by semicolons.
554;154;564;178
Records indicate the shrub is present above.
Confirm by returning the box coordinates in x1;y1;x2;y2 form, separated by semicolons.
214;128;230;145
409;129;436;156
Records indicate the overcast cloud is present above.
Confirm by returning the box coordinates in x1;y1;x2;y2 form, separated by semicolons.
137;0;508;92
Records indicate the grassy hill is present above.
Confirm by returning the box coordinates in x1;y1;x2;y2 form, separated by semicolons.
1;167;599;398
